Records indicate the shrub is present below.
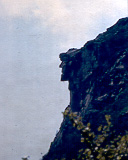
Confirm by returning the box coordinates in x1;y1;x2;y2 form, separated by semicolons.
62;108;128;160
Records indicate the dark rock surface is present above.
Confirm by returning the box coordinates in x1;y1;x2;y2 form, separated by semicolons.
42;17;128;160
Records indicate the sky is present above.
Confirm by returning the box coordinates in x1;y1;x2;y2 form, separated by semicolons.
0;0;127;160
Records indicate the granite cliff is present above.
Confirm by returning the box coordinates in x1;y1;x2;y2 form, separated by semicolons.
42;17;128;160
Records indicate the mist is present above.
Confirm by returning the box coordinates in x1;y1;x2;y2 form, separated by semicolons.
0;0;127;159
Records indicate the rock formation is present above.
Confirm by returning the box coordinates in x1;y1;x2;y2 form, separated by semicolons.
42;17;128;160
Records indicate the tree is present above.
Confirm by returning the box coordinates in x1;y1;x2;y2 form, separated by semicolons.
62;108;128;160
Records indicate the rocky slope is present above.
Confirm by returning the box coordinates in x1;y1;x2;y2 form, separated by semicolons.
42;17;128;160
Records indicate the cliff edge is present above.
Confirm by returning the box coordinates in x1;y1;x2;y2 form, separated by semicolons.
42;17;128;160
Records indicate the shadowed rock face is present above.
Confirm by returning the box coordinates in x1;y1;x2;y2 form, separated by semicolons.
59;48;78;81
42;17;128;160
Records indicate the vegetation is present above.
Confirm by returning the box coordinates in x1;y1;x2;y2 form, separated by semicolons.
62;108;128;160
22;108;128;160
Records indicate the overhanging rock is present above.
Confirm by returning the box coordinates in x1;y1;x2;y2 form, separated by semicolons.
42;17;128;160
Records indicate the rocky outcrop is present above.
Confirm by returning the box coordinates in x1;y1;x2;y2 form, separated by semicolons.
42;17;128;160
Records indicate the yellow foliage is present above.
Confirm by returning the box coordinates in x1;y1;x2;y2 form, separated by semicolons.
62;109;128;160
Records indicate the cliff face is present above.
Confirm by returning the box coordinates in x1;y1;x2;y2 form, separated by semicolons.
43;17;128;160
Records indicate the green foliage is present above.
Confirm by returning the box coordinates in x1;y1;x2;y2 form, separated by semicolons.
62;108;128;160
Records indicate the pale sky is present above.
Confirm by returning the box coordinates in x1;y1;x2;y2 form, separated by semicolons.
0;1;127;160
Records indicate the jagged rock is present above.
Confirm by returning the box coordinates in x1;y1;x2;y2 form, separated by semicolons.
42;17;128;160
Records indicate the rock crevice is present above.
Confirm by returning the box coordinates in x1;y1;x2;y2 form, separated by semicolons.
42;17;128;160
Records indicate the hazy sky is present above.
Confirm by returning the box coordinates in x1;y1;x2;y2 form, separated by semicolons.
0;1;127;160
